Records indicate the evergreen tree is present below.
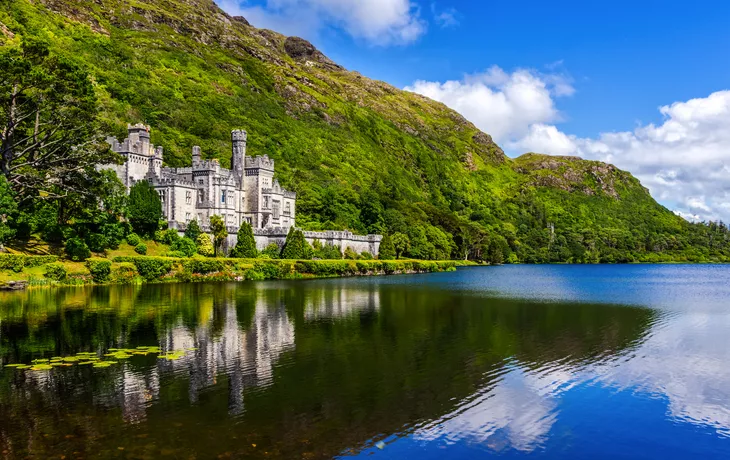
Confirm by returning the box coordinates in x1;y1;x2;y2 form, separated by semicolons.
184;219;202;241
378;234;396;260
127;181;162;237
209;215;227;257
281;227;308;259
230;222;257;258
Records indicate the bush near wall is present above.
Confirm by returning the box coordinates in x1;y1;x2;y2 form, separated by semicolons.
0;254;59;273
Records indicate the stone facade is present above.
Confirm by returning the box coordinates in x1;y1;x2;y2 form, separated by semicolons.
103;123;382;256
103;124;296;230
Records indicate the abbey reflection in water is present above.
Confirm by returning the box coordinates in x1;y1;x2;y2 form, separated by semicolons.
0;280;655;458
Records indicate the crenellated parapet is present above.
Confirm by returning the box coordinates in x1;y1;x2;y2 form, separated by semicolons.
245;154;274;171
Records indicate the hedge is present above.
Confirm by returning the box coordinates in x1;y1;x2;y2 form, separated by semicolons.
112;262;138;284
182;259;225;274
112;256;173;281
86;258;112;283
44;263;67;281
0;254;58;272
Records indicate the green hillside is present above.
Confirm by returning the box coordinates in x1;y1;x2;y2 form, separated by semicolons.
1;0;728;262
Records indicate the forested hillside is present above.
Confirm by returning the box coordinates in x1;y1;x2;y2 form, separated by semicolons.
1;0;728;262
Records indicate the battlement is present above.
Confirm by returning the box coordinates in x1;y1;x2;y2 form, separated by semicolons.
231;129;247;142
245;155;274;171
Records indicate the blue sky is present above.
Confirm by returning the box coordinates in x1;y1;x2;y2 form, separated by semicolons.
216;0;730;222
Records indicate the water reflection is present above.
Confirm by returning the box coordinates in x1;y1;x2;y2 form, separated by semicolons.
0;268;728;458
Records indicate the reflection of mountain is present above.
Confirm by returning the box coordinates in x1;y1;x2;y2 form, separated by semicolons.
0;281;656;458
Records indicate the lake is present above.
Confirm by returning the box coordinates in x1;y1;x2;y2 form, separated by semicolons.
1;265;729;459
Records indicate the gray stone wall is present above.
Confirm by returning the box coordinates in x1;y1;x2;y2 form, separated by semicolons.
221;227;382;257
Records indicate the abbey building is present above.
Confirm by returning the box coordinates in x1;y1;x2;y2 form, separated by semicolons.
103;124;296;231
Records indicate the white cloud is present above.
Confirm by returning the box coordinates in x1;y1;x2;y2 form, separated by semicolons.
405;66;574;143
431;4;459;28
407;67;730;222
216;0;426;45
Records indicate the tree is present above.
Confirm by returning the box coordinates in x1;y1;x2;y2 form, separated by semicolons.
379;234;396;260
0;37;115;204
184;219;202;241
230;221;258;258
127;181;162;236
196;233;214;257
0;176;17;251
392;233;410;260
209;215;227;257
281;227;309;259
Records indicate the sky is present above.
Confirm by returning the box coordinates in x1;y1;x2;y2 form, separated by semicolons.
215;0;730;222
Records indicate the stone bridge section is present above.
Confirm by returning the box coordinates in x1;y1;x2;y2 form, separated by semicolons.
222;227;382;256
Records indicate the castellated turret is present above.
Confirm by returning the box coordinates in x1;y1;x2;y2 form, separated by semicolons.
231;129;247;186
192;146;201;166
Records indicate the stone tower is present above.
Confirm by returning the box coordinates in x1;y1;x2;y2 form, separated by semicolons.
231;129;247;187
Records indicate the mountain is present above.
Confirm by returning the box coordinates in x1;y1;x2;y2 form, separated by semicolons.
1;0;728;262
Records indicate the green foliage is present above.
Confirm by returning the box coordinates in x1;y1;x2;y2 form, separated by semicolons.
182;259;225;274
85;233;107;253
160;228;180;245
111;262;138;284
209;215;227;257
134;243;148;255
85;258;111;282
0;254;57;272
126;257;173;281
360;251;373;260
172;237;197;257
378;234;395;260
281;227;310;259
230;222;257;258
126;233;141;246
43;263;67;281
101;223;125;250
128;181;162;237
343;247;358;260
65;237;91;261
392;233;410;260
184;220;202;241
196;234;214;257
261;243;281;259
0;176;17;246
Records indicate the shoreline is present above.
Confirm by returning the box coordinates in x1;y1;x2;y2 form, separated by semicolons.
0;254;464;289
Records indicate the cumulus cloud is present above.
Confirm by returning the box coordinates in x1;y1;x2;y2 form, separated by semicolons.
431;4;459;28
216;0;426;45
405;66;574;143
407;67;730;222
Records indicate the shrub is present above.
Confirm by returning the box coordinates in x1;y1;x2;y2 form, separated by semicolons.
101;223;125;250
65;237;91;262
359;251;373;260
126;233;141;246
161;228;180;245
131;257;173;281
343;247;358;260
166;250;187;258
184;219;202;241
281;227;308;259
0;255;59;272
261;243;281;259
85;258;112;283
135;243;148;255
153;230;164;243
378;234;396;260
182;259;225;274
230;222;258;258
172;237;197;257
111;262;138;284
86;233;107;253
44;263;67;281
196;234;214;257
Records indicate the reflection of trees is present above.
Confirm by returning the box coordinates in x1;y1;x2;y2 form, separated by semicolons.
0;282;654;458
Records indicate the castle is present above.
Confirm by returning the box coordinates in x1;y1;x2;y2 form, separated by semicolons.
103;124;382;255
104;124;296;231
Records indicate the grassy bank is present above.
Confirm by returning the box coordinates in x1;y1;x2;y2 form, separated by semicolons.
0;253;461;287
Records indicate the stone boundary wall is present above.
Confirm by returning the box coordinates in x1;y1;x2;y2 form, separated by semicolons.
220;227;382;256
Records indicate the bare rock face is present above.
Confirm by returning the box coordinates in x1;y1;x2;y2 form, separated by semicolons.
284;36;342;70
0;21;15;38
231;15;249;26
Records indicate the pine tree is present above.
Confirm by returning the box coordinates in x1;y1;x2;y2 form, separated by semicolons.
230;221;257;258
281;227;308;259
184;219;202;241
127;181;162;237
379;234;396;260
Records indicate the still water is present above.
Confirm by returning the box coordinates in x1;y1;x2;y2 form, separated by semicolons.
0;265;729;459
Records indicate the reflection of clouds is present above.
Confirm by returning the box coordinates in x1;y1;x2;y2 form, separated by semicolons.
414;363;577;453
593;312;730;438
